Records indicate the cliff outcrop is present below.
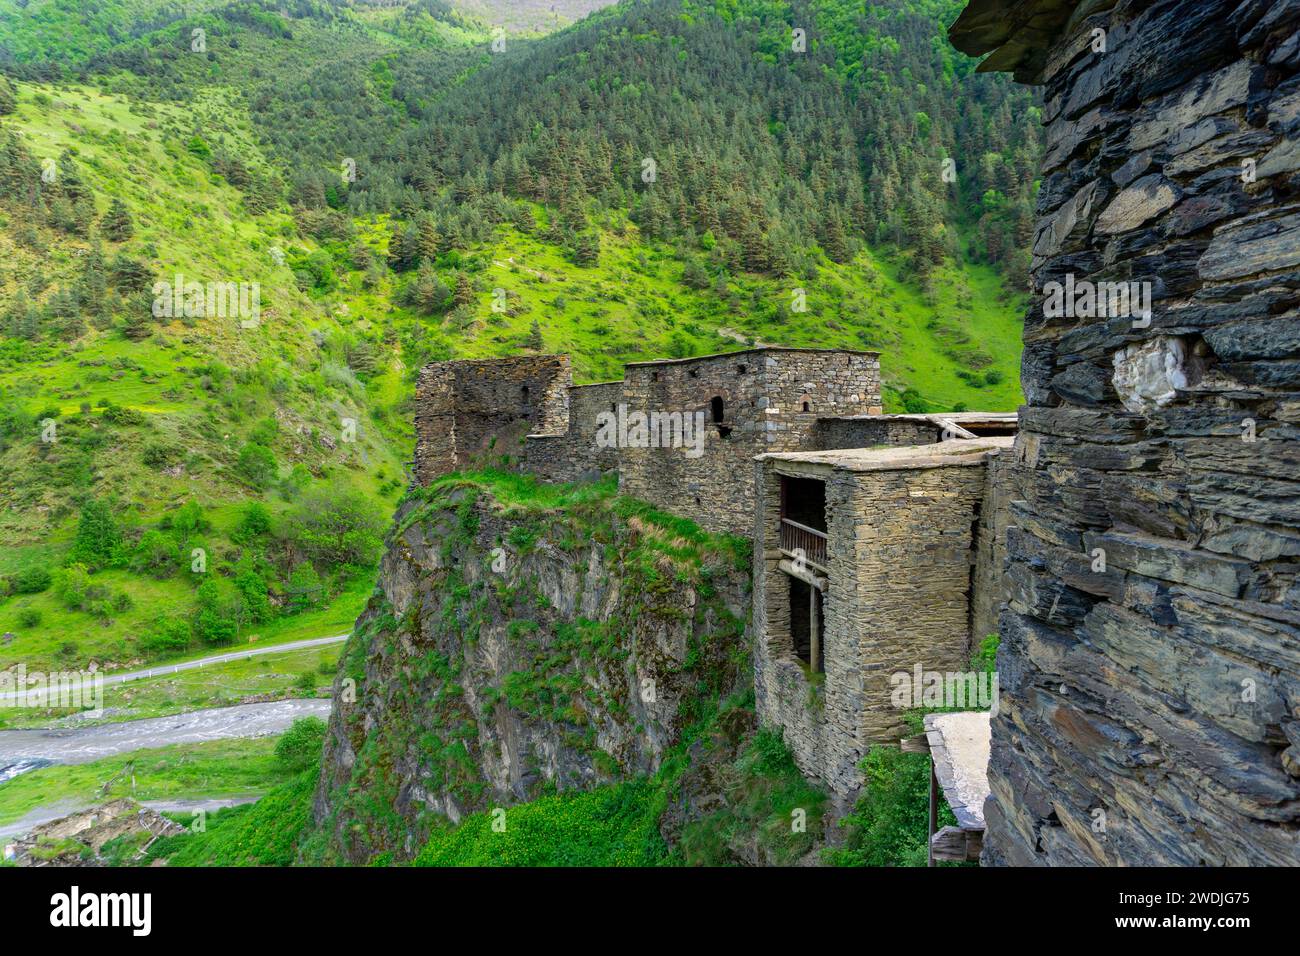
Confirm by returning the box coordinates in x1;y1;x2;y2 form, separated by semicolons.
310;472;757;863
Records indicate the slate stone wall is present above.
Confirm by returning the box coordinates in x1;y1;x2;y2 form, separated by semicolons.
619;349;881;535
524;381;623;481
815;416;942;450
951;0;1300;865
754;454;998;796
414;356;571;484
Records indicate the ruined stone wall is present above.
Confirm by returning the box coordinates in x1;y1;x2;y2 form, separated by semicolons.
414;356;571;484
524;381;622;482
815;416;941;450
950;0;1300;865
754;456;992;797
619;350;881;535
972;450;1015;644
413;363;457;485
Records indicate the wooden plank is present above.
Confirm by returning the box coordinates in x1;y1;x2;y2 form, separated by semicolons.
900;734;931;754
931;825;983;862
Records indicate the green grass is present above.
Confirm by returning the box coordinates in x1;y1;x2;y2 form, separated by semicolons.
0;737;288;828
148;768;318;867
0;567;367;673
0;644;338;729
412;779;668;867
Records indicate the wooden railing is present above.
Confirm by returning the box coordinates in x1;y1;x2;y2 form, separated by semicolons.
780;518;827;570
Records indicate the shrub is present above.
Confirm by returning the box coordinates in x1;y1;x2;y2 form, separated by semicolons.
52;563;91;611
234;562;272;624
283;562;324;614
17;607;41;628
141;618;192;657
236;442;278;489
66;498;123;571
232;502;272;544
169;501;210;541
283;483;383;573
141;442;183;469
275;716;327;772
193;579;236;645
131;530;178;578
12;566;52;594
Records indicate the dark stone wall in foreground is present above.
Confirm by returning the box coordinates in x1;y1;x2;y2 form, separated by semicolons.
955;0;1300;865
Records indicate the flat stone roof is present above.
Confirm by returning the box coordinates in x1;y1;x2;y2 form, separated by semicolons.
625;346;880;368
924;711;992;831
948;0;1085;82
757;436;1013;473
820;411;1018;425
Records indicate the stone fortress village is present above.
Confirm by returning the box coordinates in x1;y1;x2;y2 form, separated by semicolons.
412;0;1300;867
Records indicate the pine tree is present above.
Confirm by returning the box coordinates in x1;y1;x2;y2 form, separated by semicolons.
100;199;133;242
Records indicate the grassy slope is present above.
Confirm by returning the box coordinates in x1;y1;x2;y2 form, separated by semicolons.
0;737;287;828
0;81;404;670
0;642;339;729
342;208;1025;403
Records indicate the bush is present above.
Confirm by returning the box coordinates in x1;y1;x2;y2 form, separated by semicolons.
193;579;236;645
236;442;278;489
141;442;183;469
275;716;327;772
131;530;179;578
283;562;324;614
66;499;123;571
52;563;91;611
12;566;52;594
169;501;210;541
232;502;272;544
283;484;384;573
141;618;192;657
17;607;41;628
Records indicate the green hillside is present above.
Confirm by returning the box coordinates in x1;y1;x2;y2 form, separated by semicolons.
0;0;1035;675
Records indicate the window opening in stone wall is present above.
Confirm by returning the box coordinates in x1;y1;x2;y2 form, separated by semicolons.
737;364;747;374
652;371;659;382
789;576;824;673
779;475;827;570
710;396;732;438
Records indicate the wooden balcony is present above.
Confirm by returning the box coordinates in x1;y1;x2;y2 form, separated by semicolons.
779;518;827;571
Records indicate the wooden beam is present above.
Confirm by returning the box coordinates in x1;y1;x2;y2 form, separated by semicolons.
930;826;984;863
927;764;938;867
900;734;930;754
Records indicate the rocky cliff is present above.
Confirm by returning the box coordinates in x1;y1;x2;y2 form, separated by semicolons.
309;472;758;863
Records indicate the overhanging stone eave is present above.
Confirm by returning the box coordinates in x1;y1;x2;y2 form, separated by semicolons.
948;0;1097;83
756;437;1014;474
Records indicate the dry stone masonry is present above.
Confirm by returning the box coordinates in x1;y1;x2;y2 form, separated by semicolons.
752;440;1013;798
410;347;1017;810
415;347;884;535
951;0;1300;865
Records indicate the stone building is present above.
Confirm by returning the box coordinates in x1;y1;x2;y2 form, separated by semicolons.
950;0;1300;865
413;355;571;484
415;347;884;535
752;438;1013;797
616;348;883;535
